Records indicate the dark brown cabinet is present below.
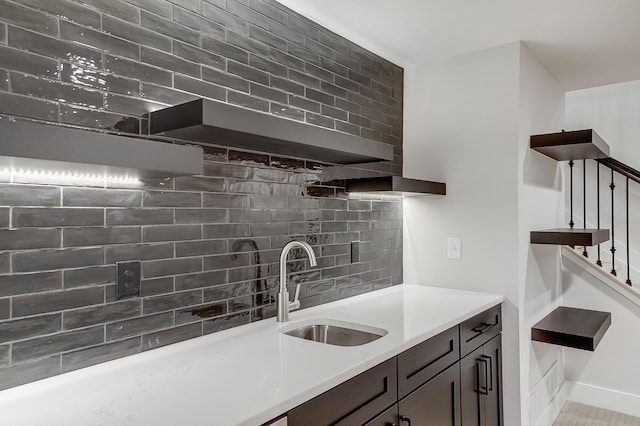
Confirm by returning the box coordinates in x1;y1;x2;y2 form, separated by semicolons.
287;358;397;426
461;335;503;426
286;305;502;426
398;362;461;426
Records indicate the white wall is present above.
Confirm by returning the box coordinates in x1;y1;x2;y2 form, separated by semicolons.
562;80;640;416
517;46;566;426
403;42;566;426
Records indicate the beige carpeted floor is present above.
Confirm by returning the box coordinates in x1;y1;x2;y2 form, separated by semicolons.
554;402;640;426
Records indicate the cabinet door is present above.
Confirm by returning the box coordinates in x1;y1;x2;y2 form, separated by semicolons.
483;335;502;426
366;404;398;426
460;345;483;426
460;335;502;426
397;362;461;426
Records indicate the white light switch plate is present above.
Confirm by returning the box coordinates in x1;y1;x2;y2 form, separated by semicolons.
448;238;461;260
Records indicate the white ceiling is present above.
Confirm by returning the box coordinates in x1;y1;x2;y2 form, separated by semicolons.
276;0;640;91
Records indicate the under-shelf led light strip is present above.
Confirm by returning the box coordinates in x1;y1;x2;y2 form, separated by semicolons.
0;168;141;187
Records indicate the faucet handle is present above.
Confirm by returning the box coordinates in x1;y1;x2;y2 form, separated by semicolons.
289;284;301;311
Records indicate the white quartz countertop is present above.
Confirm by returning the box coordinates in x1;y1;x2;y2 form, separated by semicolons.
0;284;503;426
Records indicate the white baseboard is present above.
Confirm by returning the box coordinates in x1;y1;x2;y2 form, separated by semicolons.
535;384;567;426
565;381;640;417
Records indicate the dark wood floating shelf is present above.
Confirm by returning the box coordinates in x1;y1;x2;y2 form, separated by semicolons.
345;176;446;196
530;228;609;246
530;129;610;161
149;99;393;165
532;306;611;351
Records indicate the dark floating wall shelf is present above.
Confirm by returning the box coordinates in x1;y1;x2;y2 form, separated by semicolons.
345;176;446;196
0;118;204;179
149;99;393;165
530;129;610;161
530;228;610;246
531;306;611;351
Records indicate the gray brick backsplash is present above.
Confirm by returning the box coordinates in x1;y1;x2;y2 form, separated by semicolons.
140;276;174;297
142;289;203;314
173;74;226;102
0;46;58;79
9;27;100;69
13;208;104;228
143;224;202;242
173;7;225;40
60;21;140;61
63;188;141;207
142;322;201;350
0;0;403;390
103;14;172;52
175;239;227;258
12;286;105;317
62;337;141;373
202;66;249;92
106;208;173;226
202;2;248;35
0;356;60;391
175;270;227;291
202;35;248;64
143;257;202;278
0;345;8;367
64;265;116;288
104;55;172;86
12;247;104;273
228;30;270;58
0;272;62;297
12;326;104;363
63;300;140;330
140;10;201;47
0;92;59;122
0;253;8;275
105;243;174;263
175;208;227;224
0;299;9;320
227;92;269;112
63;226;141;247
61;65;140;97
0;184;60;206
106;312;174;341
0;0;58;36
0;313;61;344
142;190;202;207
228;60;269;85
0;229;61;250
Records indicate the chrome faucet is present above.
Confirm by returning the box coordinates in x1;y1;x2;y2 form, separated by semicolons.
277;240;317;322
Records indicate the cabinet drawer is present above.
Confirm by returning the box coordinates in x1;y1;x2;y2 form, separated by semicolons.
397;325;459;398
460;305;501;357
288;358;397;426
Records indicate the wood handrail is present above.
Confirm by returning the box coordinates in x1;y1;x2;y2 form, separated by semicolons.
597;158;640;185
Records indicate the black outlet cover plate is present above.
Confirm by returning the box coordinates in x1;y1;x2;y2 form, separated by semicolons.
116;261;141;300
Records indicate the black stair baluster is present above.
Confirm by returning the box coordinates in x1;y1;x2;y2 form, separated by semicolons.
610;169;617;276
626;177;632;286
583;159;588;257
597;162;602;266
569;160;575;229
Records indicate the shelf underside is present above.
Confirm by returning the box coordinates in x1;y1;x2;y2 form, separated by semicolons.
530;228;610;246
345;176;446;196
531;306;611;351
530;129;610;161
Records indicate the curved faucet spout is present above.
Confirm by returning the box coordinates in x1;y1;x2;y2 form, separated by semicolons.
277;240;317;322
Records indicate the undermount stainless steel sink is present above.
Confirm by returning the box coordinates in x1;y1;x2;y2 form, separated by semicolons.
283;323;387;347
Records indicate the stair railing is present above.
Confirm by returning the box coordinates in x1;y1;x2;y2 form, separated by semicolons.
569;157;638;286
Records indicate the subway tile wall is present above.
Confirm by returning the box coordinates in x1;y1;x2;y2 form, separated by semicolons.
0;0;403;389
